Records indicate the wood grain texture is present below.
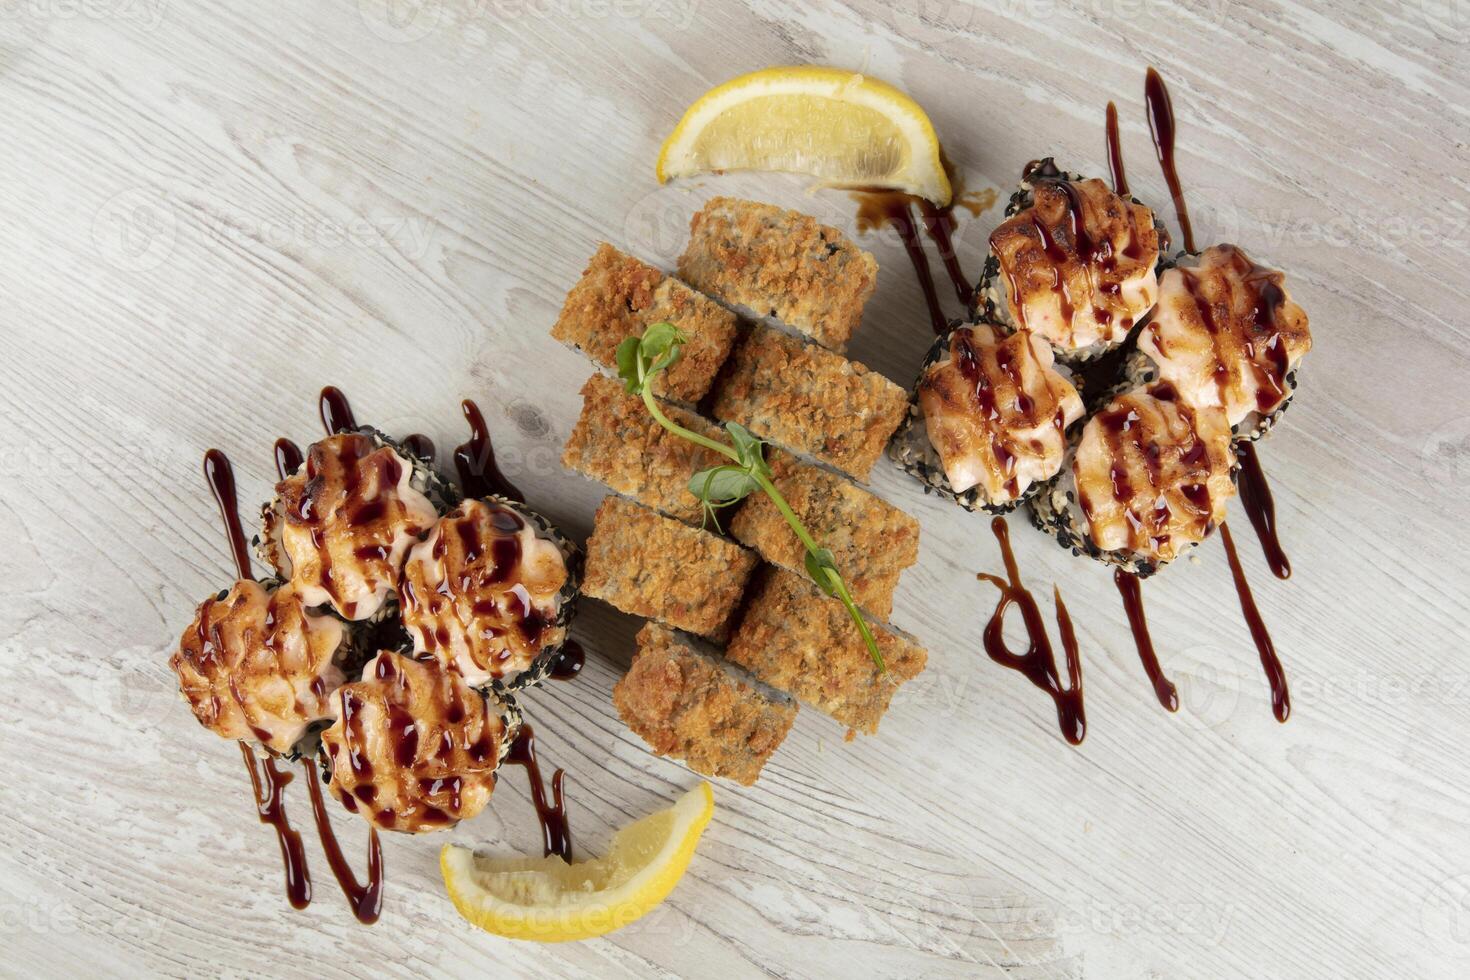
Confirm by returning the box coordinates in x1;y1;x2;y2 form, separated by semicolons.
2;0;1467;976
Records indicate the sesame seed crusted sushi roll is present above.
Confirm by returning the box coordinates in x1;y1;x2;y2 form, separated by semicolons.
169;579;355;758
258;430;457;622
979;159;1164;364
890;322;1085;513
399;497;582;692
319;651;520;834
1135;244;1312;441
1029;381;1237;577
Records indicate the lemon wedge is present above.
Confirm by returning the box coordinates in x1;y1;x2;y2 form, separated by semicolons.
657;66;952;205
441;782;714;942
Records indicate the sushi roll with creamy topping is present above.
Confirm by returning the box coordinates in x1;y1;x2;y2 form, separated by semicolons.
980;160;1163;362
1136;244;1312;440
169;579;351;757
319;651;518;833
399;497;582;691
1029;382;1237;576
890;323;1085;512
259;431;452;621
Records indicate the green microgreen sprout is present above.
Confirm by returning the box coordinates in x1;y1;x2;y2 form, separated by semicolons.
615;323;885;672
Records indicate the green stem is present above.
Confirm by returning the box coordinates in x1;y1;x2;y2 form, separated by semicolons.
641;386;739;462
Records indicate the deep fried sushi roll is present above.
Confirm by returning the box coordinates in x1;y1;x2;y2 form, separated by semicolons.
320;651;516;833
399;498;581;690
1029;382;1237;576
170;579;349;756
890;323;1085;512
1135;244;1312;441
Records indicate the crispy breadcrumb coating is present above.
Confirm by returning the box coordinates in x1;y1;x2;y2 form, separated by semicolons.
729;453;918;619
613;623;797;785
561;373;726;525
725;566;927;735
711;325;907;479
678;197;877;351
582;496;757;640
551;243;738;403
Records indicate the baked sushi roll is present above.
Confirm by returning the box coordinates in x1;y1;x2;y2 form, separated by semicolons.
710;324;907;481
561;373;728;526
582;496;757;641
729;452;919;620
399;497;582;692
320;650;519;833
613;623;798;786
1135;244;1312;441
259;430;452;621
551;243;739;403
678;197;877;352
980;159;1163;363
169;579;352;757
1029;382;1237;576
724;565;928;736
890;323;1085;513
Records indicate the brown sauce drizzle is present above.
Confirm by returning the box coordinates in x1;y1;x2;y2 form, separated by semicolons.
240;742;310;908
319;385;358;436
402;433;435;463
1144;67;1196;254
1219;523;1290;722
1105;101;1129;197
977;518;1086;744
303;756;385;923
1234;442;1290;579
504;724;572;861
1112;569;1179;711
203;450;253;581
549;639;585;681
454;399;524;502
273;438;303;482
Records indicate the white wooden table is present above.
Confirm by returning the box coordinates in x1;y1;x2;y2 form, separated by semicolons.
3;1;1467;976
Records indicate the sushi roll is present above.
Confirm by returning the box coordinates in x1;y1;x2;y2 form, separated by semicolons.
1029;381;1237;577
1135;244;1312;441
259;430;454;622
319;650;520;833
979;159;1164;363
890;322;1086;513
399;497;582;692
169;579;354;758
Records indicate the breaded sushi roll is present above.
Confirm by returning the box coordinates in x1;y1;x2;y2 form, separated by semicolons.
551;243;739;403
320;651;518;833
259;431;450;621
890;323;1086;513
678;197;877;352
980;159;1163;362
583;496;757;640
399;497;582;691
561;373;728;526
1135;244;1312;441
613;623;797;786
1029;382;1237;576
710;324;907;480
170;579;351;757
729;452;918;620
725;566;928;736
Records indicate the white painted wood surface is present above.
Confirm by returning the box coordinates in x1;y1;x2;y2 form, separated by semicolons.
2;1;1467;976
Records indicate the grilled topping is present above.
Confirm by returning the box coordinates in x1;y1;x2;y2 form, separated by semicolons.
170;579;346;755
989;177;1159;351
269;434;438;620
919;324;1085;503
320;652;507;834
1138;244;1312;427
400;500;569;686
1074;383;1235;562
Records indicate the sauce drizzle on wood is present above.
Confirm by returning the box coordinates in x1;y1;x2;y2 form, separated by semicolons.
1219;523;1291;722
1113;569;1179;711
504;724;572;861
